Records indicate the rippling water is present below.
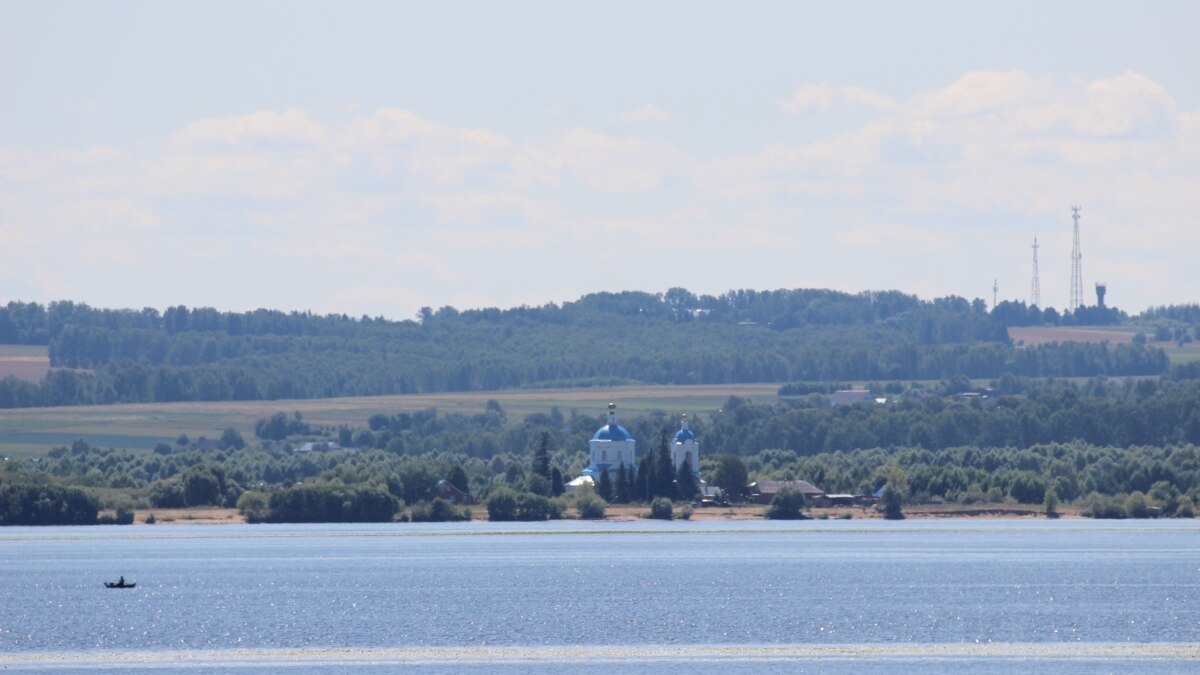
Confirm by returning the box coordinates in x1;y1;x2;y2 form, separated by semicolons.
1;519;1198;672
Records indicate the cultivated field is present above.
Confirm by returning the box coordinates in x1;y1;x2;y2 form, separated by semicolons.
0;345;50;382
1008;325;1200;363
0;383;782;458
1008;326;1136;345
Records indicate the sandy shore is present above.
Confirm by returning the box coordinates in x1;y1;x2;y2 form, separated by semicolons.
132;503;1076;525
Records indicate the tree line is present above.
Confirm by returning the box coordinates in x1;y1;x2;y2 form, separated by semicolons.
9;289;1172;409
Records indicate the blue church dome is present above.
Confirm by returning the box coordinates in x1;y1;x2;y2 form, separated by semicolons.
674;428;697;443
592;424;632;441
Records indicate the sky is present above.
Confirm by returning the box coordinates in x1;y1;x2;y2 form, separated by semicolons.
2;1;1198;319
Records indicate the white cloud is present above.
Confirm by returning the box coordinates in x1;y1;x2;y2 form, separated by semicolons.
171;108;325;148
781;83;896;114
620;104;669;124
781;83;836;113
3;71;1199;316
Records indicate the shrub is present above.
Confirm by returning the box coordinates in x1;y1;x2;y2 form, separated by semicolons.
766;488;808;520
1085;493;1126;519
648;497;673;520
0;484;98;525
486;487;519;522
677;504;693;520
1124;491;1150;519
1043;488;1059;519
236;491;270;523
410;498;469;522
144;513;157;525
576;494;607;520
516;493;552;521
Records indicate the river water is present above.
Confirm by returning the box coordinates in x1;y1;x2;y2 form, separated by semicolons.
1;519;1198;672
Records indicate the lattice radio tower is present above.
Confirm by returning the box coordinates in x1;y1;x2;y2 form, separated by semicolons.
1069;206;1083;312
1030;236;1041;308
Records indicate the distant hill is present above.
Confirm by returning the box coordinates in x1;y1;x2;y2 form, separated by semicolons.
0;288;1170;408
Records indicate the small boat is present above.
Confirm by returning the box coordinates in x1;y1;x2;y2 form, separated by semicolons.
104;580;136;589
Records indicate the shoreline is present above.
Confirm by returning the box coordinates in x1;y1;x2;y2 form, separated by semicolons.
130;503;1080;525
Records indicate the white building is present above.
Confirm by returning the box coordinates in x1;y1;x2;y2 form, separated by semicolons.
671;413;700;477
582;402;636;479
571;406;704;493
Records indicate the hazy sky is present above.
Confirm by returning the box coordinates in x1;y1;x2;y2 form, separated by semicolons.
2;1;1198;318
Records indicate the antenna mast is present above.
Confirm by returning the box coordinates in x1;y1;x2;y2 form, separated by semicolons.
992;278;998;310
1030;236;1041;308
1069;206;1083;312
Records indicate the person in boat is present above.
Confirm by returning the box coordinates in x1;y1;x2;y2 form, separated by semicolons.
118;576;125;586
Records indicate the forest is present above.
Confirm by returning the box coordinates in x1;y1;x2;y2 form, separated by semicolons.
0;289;1180;408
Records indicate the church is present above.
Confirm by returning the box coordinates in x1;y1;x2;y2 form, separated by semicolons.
571;403;701;488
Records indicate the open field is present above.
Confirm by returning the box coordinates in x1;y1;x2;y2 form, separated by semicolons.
1008;325;1200;363
0;383;782;457
1008;326;1135;345
0;345;50;382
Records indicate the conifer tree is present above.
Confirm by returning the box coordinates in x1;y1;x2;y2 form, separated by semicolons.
550;467;565;496
675;456;698;500
447;465;470;494
533;431;551;479
598;467;613;502
615;461;630;504
656;430;674;499
636;453;654;501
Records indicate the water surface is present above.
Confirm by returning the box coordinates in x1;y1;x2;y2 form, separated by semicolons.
2;519;1197;671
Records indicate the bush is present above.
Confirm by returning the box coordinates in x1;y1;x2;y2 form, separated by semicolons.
0;484;99;525
1124;491;1150;519
648;497;673;520
766;488;808;520
487;488;519;522
236;491;270;523
266;484;399;523
1176;500;1195;518
576;494;607;520
1043;488;1059;519
677;503;693;520
516;492;552;521
97;508;133;525
1085;493;1126;519
410;498;469;523
144;513;157;525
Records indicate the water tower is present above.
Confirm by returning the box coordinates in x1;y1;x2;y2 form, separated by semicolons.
1095;282;1107;308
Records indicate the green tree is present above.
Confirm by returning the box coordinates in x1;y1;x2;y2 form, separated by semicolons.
447;465;470;494
655;430;674;499
218;427;245;450
649;497;674;520
1043;488;1059;519
766;488;808;520
487;487;519;522
1125;491;1150;518
576;492;607;519
526;473;552;496
675;456;699;501
882;468;907;520
711;455;748;502
597;467;613;501
533;431;551;479
614;462;631;504
550;467;565;496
